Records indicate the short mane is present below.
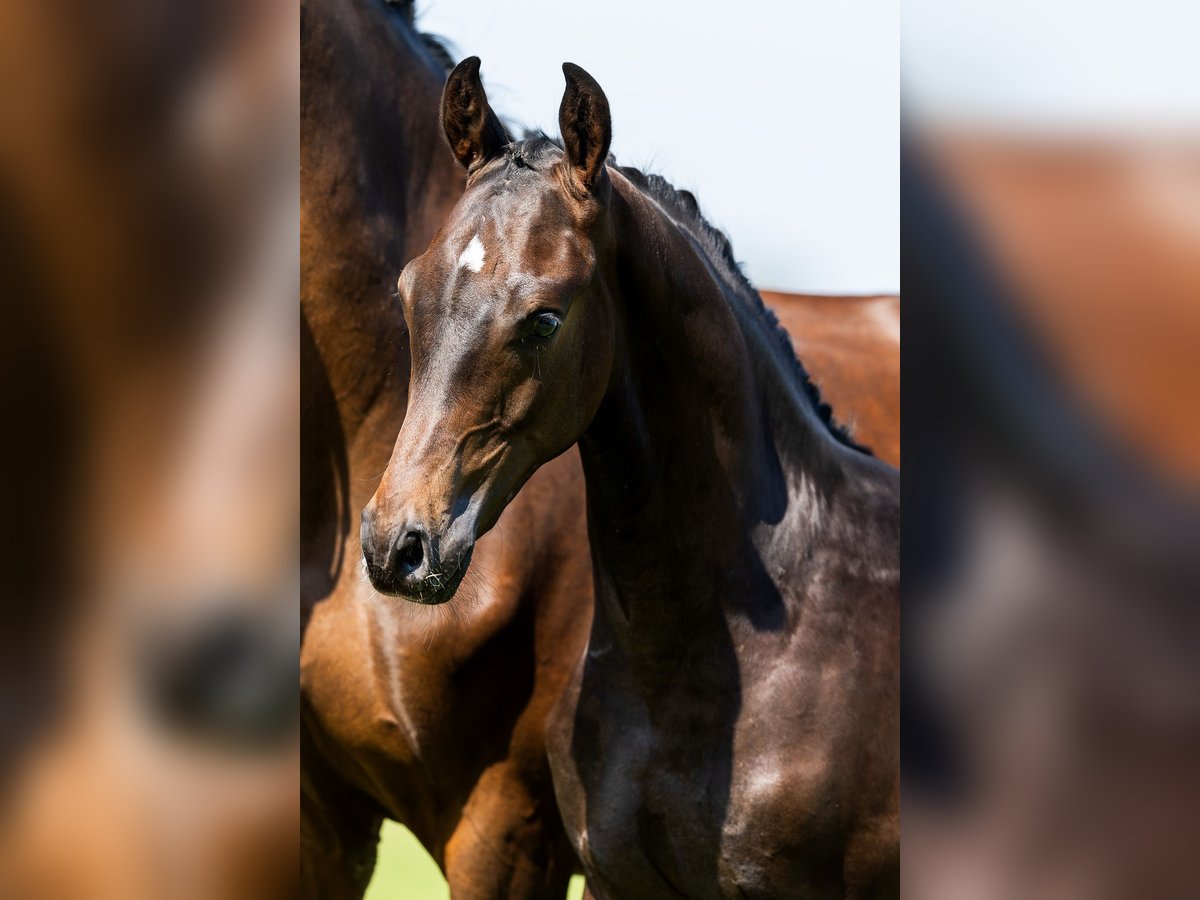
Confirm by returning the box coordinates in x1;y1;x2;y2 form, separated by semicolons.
502;134;866;453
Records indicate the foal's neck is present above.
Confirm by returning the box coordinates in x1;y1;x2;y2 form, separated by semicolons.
579;175;846;643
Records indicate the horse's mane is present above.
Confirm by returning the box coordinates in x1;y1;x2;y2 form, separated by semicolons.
505;134;865;452
383;0;455;72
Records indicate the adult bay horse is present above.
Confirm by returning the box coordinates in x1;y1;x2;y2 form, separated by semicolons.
765;292;900;468
363;59;900;898
301;3;590;897
364;60;902;897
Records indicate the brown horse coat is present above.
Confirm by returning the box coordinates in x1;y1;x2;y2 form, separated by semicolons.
304;12;898;891
765;292;900;468
365;60;899;898
300;4;589;897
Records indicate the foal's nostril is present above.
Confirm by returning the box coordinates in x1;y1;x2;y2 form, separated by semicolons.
395;531;425;577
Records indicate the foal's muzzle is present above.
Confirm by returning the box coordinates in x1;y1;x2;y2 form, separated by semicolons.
360;507;471;604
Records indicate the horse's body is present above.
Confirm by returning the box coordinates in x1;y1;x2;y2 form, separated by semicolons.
546;165;901;900
764;292;900;468
300;3;591;896
366;60;900;898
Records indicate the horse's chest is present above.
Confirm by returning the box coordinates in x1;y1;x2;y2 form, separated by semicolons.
575;750;723;898
564;697;760;897
563;667;837;899
302;600;419;763
576;749;807;899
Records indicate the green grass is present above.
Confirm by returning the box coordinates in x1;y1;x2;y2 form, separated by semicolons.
365;821;585;900
365;821;448;899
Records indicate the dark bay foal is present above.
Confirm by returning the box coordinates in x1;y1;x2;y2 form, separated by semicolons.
364;59;900;898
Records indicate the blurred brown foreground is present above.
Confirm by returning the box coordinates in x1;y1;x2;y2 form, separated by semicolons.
0;1;299;898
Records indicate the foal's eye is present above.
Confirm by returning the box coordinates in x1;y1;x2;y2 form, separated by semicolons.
531;312;561;338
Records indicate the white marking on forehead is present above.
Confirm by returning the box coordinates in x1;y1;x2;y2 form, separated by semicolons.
457;233;485;273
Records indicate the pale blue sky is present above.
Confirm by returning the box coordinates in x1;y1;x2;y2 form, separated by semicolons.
417;0;899;295
904;0;1200;129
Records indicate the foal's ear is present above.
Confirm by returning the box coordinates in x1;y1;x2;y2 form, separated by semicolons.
559;63;611;196
441;56;507;171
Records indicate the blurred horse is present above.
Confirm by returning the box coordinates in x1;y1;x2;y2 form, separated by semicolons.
0;1;299;896
903;141;1200;900
922;135;1199;484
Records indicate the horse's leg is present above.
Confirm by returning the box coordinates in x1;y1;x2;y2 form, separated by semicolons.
443;762;573;900
300;794;382;899
300;757;384;900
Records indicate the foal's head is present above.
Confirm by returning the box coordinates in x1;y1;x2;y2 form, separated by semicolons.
362;58;616;602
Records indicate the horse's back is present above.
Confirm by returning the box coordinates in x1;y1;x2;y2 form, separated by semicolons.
764;292;901;468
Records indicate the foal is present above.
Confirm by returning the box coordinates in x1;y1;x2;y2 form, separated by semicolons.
365;59;900;898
